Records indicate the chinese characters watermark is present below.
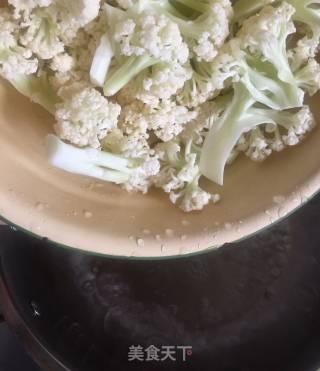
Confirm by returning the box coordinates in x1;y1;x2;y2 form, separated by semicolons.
128;345;193;362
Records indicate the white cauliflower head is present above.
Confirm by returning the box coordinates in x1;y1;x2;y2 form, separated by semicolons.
155;140;219;212
0;8;38;78
122;156;160;194
191;1;233;62
137;62;192;107
114;11;189;64
147;100;198;142
237;106;316;162
55;84;121;149
19;7;65;60
8;0;53;12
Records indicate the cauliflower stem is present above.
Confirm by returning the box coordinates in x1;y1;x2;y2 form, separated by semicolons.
104;55;157;96
47;134;138;184
9;73;59;114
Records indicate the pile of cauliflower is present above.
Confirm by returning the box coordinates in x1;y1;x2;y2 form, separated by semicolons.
0;0;320;212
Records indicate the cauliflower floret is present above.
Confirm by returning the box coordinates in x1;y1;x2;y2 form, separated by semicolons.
55;84;121;149
281;105;316;145
119;99;197;143
237;2;296;84
50;53;74;73
114;12;188;63
241;128;273;162
8;0;53;13
137;62;192;107
0;50;38;78
177;186;220;213
155;140;220;212
114;101;152;158
103;6;189;96
11;0;101;60
59;0;101;29
176;50;237;109
19;7;64;60
190;2;233;62
295;59;320;96
177;63;218;108
0;8;38;78
119;101;149;137
147;100;197;142
122;156;160;193
236;105;316;162
157;0;233;62
181;96;229;145
49;12;106;89
114;61;192;108
289;36;320;70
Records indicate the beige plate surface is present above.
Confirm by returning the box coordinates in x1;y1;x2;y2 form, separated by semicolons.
0;78;319;258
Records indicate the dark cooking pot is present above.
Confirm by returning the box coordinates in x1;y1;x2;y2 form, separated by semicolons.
0;195;319;370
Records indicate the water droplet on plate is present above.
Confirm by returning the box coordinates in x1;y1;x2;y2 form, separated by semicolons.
273;195;285;204
137;238;144;247
87;183;95;190
224;222;233;230
277;206;287;218
83;210;93;219
165;228;174;237
95;182;104;188
35;202;44;212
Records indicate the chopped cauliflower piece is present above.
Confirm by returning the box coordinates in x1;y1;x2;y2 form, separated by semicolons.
55;84;121;149
155;140;220;212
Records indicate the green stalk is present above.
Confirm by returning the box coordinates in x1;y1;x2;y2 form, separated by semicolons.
233;0;274;21
244;64;303;110
85;166;131;184
288;0;320;34
200;84;255;185
174;0;208;13
46;135;132;184
87;148;134;174
155;0;189;17
164;11;203;39
103;55;156;96
10;74;59;114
